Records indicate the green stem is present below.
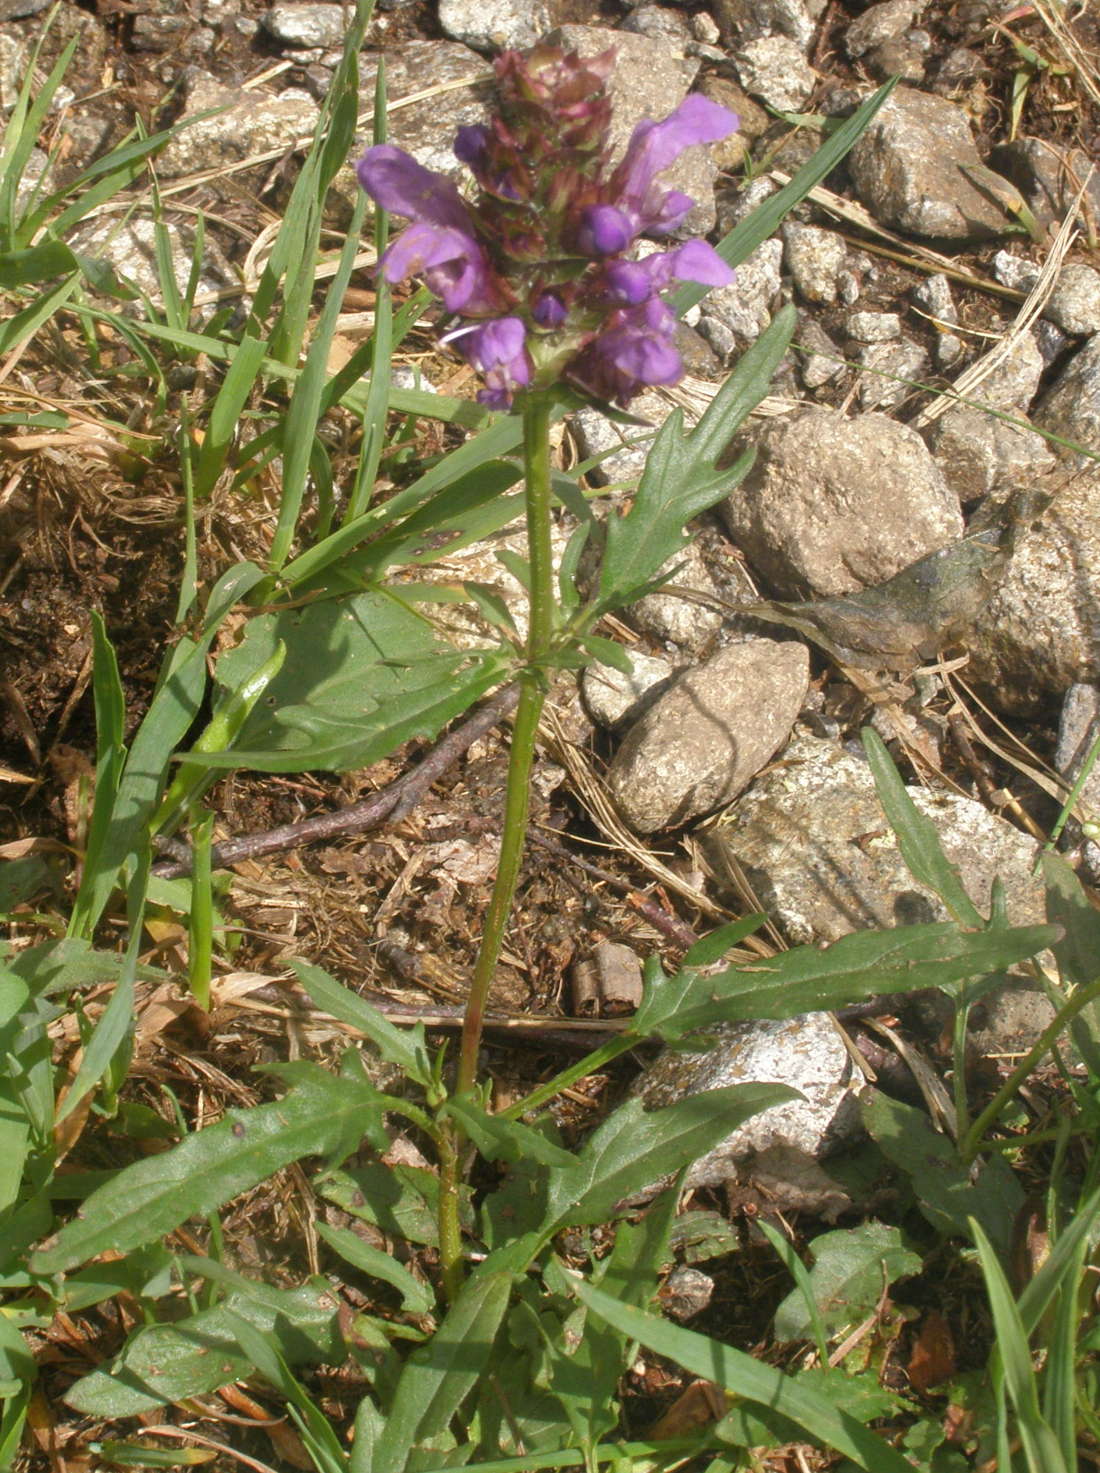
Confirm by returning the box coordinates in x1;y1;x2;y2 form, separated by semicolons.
438;392;556;1296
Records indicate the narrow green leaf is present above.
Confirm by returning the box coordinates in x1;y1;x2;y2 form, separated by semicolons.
64;1279;342;1417
292;959;433;1085
443;1097;575;1169
632;921;1056;1042
971;1218;1070;1473
572;1278;914;1472
546;1085;796;1229
315;1221;433;1315
863;727;984;927
371;1270;512;1473
31;1064;388;1273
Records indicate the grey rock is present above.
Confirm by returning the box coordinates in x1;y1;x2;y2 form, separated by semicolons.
131;14;213;55
627;541;724;654
708;731;1052;1054
912;272;958;326
796;315;844;389
607;638;810;833
438;0;568;52
990;136;1100;237
1036;319;1069;368
974;330;1045;415
571;388;667;487
935;333;964;369
925;405;1056;505
1045;264;1100;337
846;310;902;343
848;85;1015;240
0;0;49;18
68;216;232;319
698;238;783;353
992;250;1038;295
969;472;1100;708
864;29;931;83
0;33;26;113
620;4;694;48
857;337;929;410
157;75;319;177
1035;333;1100;467
659;1266;714;1320
582;651;678;730
262;3;348;48
844;0;924;57
734;34;816;112
691;12;721;45
637;1013;860;1183
782;223;847;306
722;408;962;597
714;0;829;51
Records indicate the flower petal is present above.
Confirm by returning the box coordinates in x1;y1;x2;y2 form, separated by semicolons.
665;239;735;287
615;95;738;206
577;204;634;256
380;222;500;313
357;144;473;233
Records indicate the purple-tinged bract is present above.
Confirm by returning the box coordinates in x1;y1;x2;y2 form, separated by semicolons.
356;48;738;407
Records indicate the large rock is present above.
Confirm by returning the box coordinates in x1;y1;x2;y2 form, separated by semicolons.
1034;333;1100;468
636;1014;860;1186
990;136;1100;238
261;3;347;48
438;0;570;52
721;408;963;597
158;74;319;177
848;85;1015;240
708;732;1053;1055
968;472;1100;709
606;639;809;833
544;26;717;235
924;405;1055;505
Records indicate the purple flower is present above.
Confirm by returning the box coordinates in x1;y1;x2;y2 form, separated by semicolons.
611;95;738;234
602;239;734;305
570;297;684;406
532;290;567;327
577;204;634;257
358;144;507;314
448;317;532;409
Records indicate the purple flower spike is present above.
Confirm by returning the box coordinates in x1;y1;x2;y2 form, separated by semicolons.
577;204;634;256
454;316;532;409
